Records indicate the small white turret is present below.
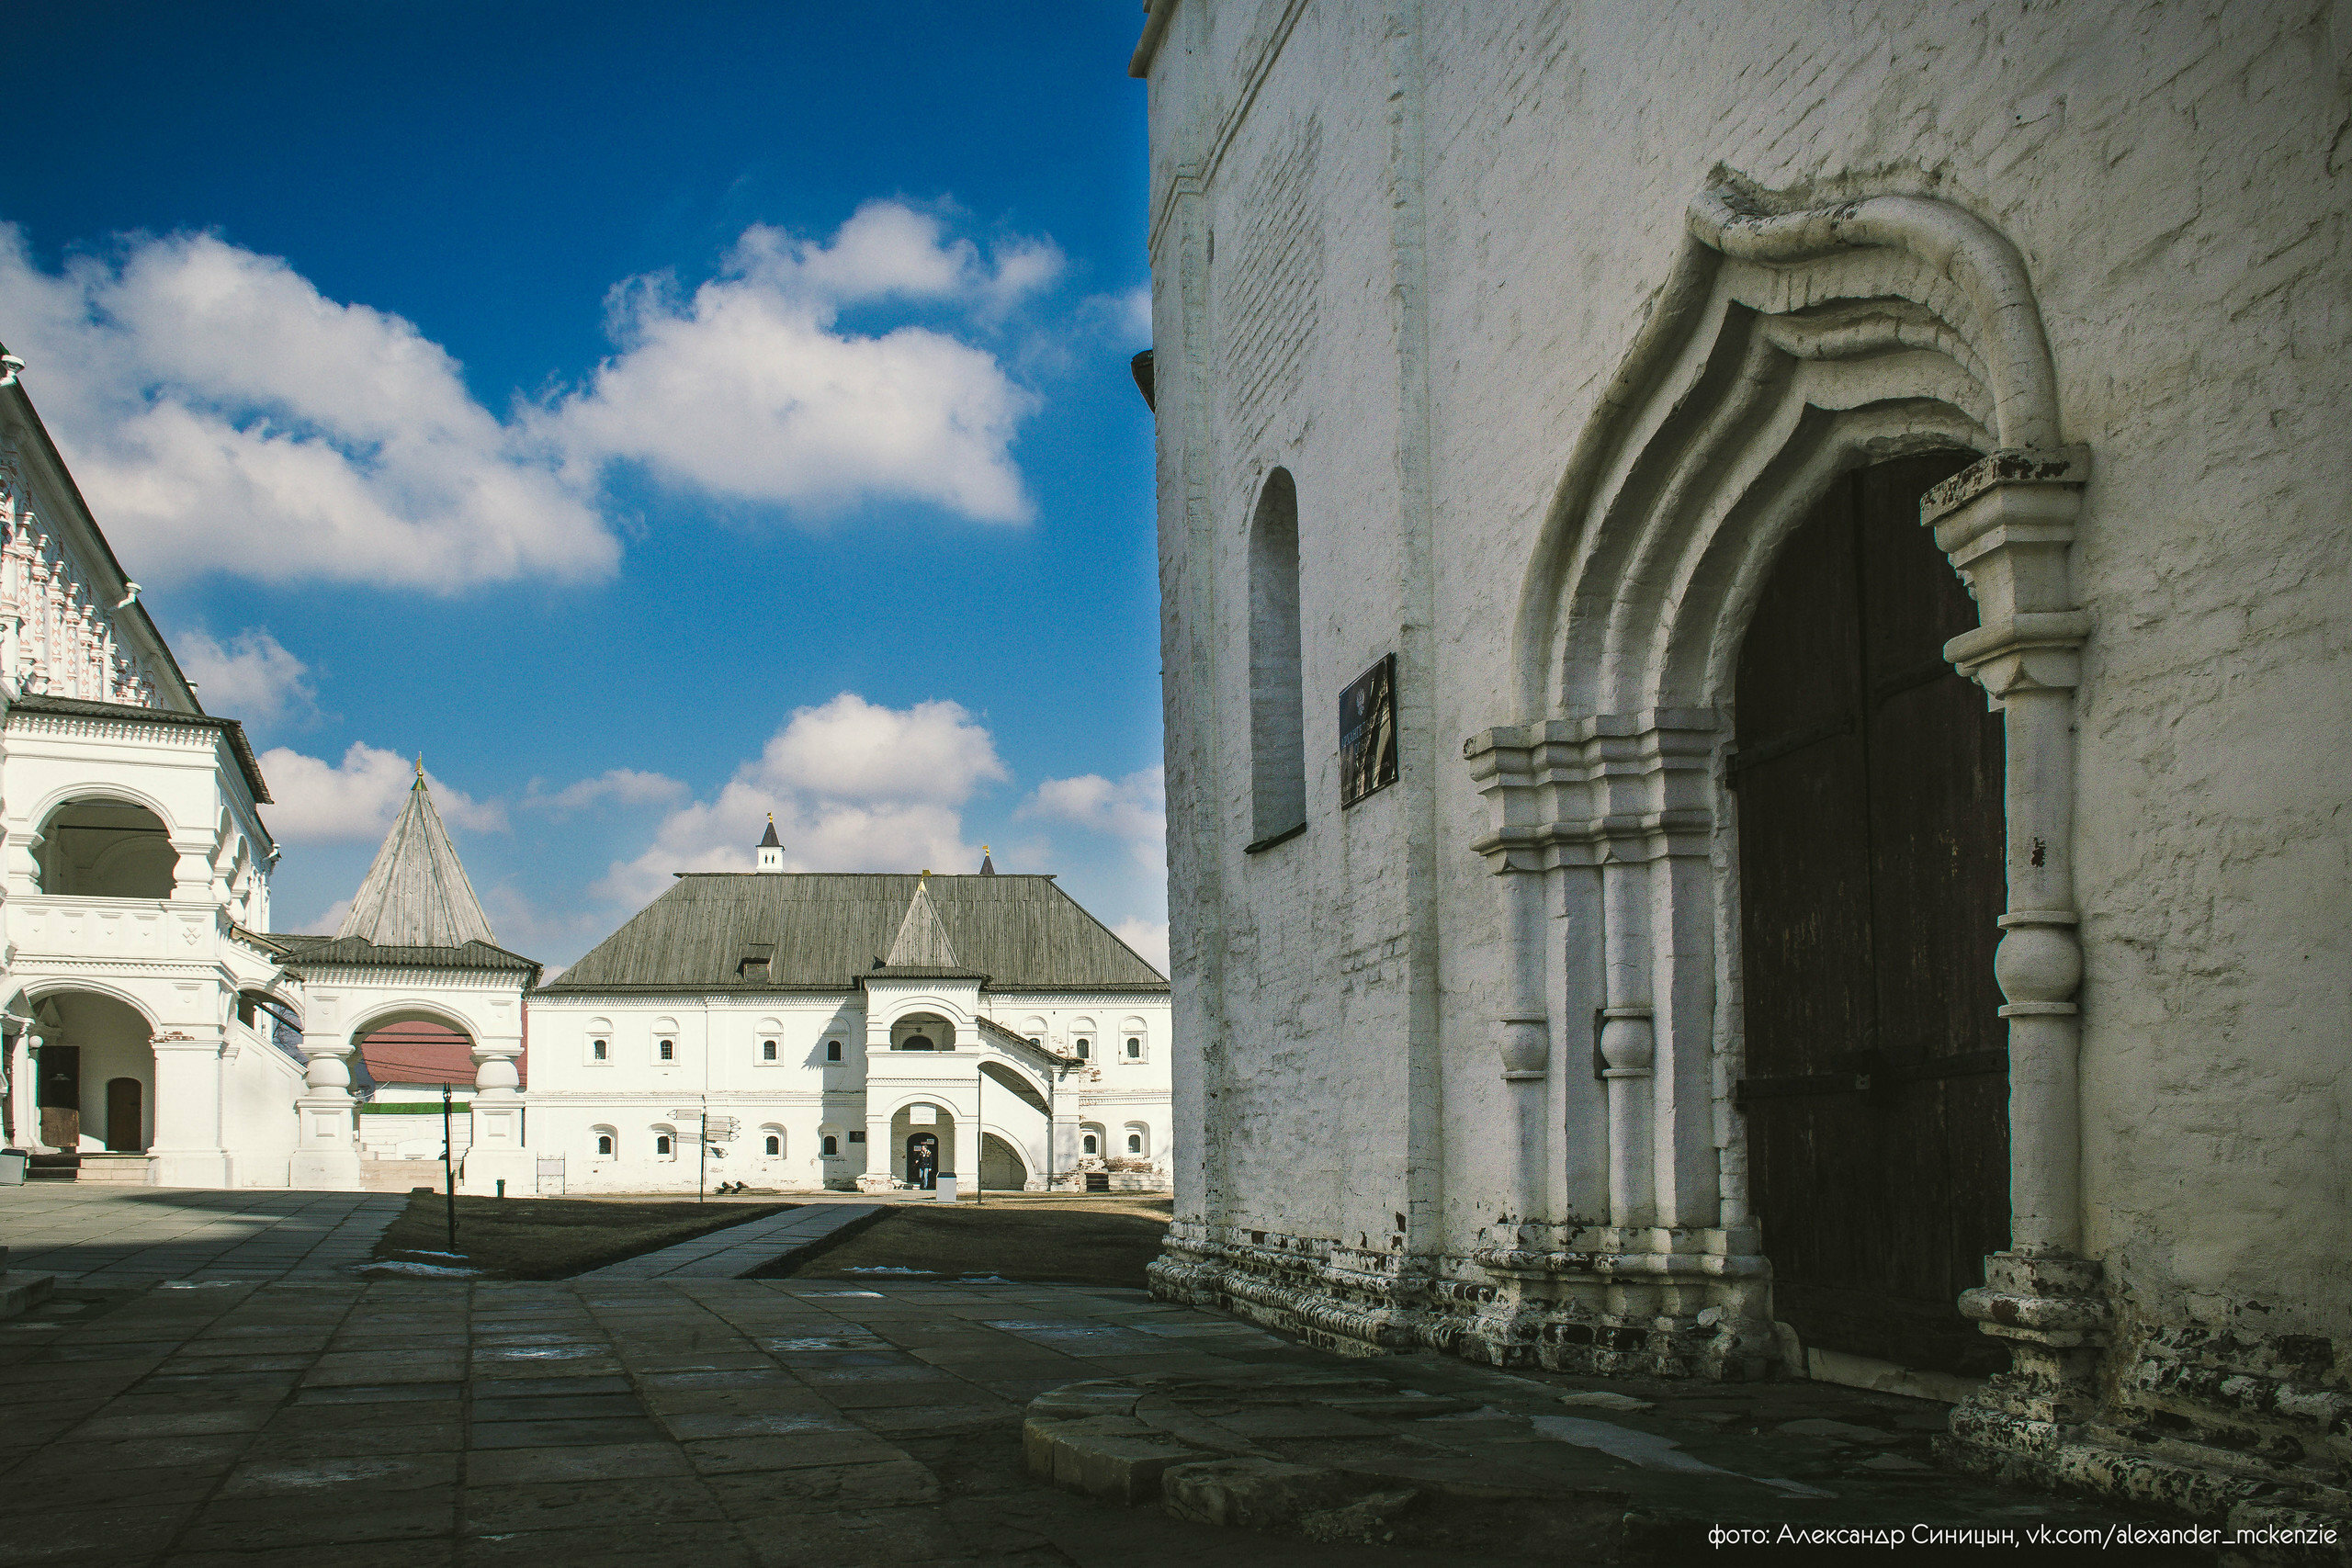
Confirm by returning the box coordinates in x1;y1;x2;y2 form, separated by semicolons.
756;815;784;873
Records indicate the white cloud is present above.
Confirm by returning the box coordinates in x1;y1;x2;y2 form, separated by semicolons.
1022;767;1166;872
1114;918;1170;978
759;692;1005;805
523;768;688;816
296;897;352;937
0;201;1060;592
545;203;1046;523
596;693;1001;908
175;626;318;731
0;226;616;592
1115;283;1152;345
259;741;504;843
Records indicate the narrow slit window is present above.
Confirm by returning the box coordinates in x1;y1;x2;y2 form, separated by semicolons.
1248;468;1306;846
592;1040;607;1061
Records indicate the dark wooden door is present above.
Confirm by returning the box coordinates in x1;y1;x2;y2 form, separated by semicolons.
38;1044;80;1151
906;1133;939;1190
1733;453;2010;1377
106;1077;144;1152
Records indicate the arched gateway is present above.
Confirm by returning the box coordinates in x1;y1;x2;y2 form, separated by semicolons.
1460;186;2096;1454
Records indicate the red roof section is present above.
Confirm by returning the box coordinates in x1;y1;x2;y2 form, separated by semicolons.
358;1021;476;1088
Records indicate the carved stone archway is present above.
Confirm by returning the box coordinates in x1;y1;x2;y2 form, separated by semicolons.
1465;184;2097;1441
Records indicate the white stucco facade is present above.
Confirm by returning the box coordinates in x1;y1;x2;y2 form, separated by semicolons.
0;372;311;1190
525;866;1174;1196
1134;0;2349;1528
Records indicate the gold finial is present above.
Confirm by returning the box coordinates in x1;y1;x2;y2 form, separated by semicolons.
982;844;989;855
921;869;930;877
414;754;424;779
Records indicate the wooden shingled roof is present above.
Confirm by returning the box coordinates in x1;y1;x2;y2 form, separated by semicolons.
539;873;1169;996
338;771;499;948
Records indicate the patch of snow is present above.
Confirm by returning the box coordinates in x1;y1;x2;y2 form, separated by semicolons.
353;1260;483;1278
842;1266;938;1275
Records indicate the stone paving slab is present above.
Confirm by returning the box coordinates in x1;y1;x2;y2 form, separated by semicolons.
0;1256;2275;1567
571;1202;880;1280
3;1186;407;1285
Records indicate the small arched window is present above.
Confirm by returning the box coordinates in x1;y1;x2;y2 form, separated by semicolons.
1075;1038;1091;1060
658;1040;674;1061
764;1134;780;1156
596;1134;614;1156
592;1039;608;1061
1127;1133;1144;1154
1125;1037;1141;1059
822;1134;839;1156
1082;1134;1098;1155
656;1134;673;1156
762;1041;776;1061
826;1041;842;1062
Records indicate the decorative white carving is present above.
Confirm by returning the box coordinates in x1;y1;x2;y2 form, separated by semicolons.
0;443;161;706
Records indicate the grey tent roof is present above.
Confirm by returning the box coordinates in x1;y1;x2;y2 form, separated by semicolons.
759;818;782;849
540;873;1169;996
337;773;499;947
884;878;960;967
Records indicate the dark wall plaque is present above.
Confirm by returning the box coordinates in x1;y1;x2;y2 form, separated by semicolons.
1340;653;1398;807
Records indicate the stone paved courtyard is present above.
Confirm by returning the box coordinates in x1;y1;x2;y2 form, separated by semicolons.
0;1190;2229;1565
4;1185;407;1286
0;1267;1466;1567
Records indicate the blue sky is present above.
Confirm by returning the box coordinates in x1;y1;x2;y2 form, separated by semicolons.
0;3;1167;971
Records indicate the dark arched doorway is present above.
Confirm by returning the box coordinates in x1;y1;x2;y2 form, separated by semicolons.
1732;451;2010;1377
906;1132;939;1190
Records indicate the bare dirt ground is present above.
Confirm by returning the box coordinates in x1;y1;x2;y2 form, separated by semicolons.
764;1193;1171;1288
370;1191;790;1280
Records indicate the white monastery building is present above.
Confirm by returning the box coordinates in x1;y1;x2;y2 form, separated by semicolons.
0;364;300;1190
1132;0;2348;1535
528;832;1174;1195
0;355;1172;1201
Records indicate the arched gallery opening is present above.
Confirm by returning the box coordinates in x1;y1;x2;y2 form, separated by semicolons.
351;1014;480;1164
890;1102;956;1190
1731;450;2010;1378
29;991;155;1156
36;798;177;899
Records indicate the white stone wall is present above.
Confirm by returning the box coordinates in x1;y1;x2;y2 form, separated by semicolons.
1143;0;2349;1491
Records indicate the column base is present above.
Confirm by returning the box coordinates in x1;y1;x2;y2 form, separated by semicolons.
288;1147;364;1191
149;1147;232;1189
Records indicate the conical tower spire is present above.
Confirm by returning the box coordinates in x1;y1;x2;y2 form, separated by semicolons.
884;875;959;967
336;770;498;947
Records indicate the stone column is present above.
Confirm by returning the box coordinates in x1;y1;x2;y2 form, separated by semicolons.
167;835;215;902
288;1032;363;1191
150;1025;232;1188
1597;855;1655;1231
461;995;533;1197
1495;862;1551;1222
1927;451;2106;1478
